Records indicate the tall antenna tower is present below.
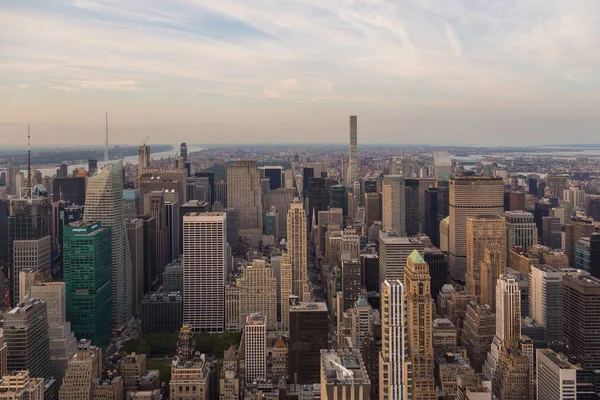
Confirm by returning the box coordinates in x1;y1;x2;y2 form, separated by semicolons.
27;123;31;188
104;111;108;163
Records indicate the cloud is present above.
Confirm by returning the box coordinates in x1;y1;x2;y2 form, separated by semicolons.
0;0;599;145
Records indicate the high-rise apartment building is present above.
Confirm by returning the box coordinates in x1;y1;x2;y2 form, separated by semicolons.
244;313;267;384
466;215;506;299
379;279;405;400
449;176;504;283
348;116;358;186
382;176;405;236
4;299;51;381
183;212;226;332
30;281;77;387
227;160;262;239
565;216;595;268
84;161;133;329
289;301;328;384
536;348;579;400
287;200;309;301
404;251;436;399
505;211;538;252
378;232;425;288
63;221;112;347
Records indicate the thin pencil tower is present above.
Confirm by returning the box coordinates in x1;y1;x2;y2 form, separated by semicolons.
27;123;31;188
104;111;109;163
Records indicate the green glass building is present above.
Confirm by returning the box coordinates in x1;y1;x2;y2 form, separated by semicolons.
330;185;347;216
63;221;112;347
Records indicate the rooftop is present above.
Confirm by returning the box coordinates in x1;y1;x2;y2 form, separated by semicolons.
321;349;370;385
290;301;327;312
408;249;426;264
538;349;578;370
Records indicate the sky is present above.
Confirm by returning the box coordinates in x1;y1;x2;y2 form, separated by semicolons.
1;0;599;146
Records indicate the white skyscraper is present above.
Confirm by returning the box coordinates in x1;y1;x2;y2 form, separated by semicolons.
347;116;358;186
287;200;309;301
183;212;227;332
379;279;406;400
84;161;133;329
483;274;521;380
244;313;267;384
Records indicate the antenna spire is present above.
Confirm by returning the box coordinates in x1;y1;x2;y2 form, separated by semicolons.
27;123;31;188
104;111;108;163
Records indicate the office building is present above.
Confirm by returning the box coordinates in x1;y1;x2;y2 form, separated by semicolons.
220;345;240;400
364;192;380;228
88;159;98;176
382;176;405;236
542;216;562;250
30;282;77;387
565;216;595;268
287;200;310;301
120;352;147;394
508;191;526;211
404;178;420;236
52;177;86;205
348;116;358;185
461;301;495;372
563;273;600;370
308;177;331;227
138;144;150;171
170;324;211;400
289;301;328;384
63;221;112;347
187;175;212;205
263;188;295;240
139;169;186;214
404;251;436;398
546;174;568;199
466;215;506;299
329;185;347;216
91;374;123;399
575;237;591;272
536;348;578;400
320;349;370;400
227;160;262;239
378;233;425;287
234;260;277;331
423;247;447;302
11;236;51;304
432;318;457;359
505;211;537;252
437;352;475;399
279;254;293;332
529;264;566;350
492;341;532;400
4;299;51;380
125;218;144;316
164;198;179;262
480;244;506;311
449;176;504;283
141;292;183;334
123;189;140;218
244;313;267;384
179;200;209;254
183;212;226;332
424;188;440;247
144;190;168;271
138;215;157;292
0;371;44;399
84;161;133;329
262;166;284;190
163;262;183;293
379;279;405;400
590;233;600;279
341;259;361;312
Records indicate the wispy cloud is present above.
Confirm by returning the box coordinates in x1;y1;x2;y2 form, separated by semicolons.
0;0;599;145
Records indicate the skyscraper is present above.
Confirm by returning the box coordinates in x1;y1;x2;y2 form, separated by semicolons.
63;221;112;347
449;176;504;283
83;161;133;329
565;216;595;268
227;160;262;242
404;250;436;399
382;176;405;236
279;253;293;331
235;260;277;331
183;212;227;332
58;340;102;400
244;313;267;384
529;264;566;351
378;233;425;288
11;236;51;304
348;115;358;186
5;299;51;381
287;200;309;301
138;144;150;171
536;348;579;400
125;218;144;317
379;279;405;400
466;215;506;299
180;142;188;161
505;210;538;252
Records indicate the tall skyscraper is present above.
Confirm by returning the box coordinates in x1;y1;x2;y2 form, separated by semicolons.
83;161;133;329
5;299;51;381
144;190;169;269
138;144;150;171
287;200;309;301
449;176;504;283
180;142;188;161
565;216;595;268
227;160;262;240
378;233;425;288
288;301;328;384
379;279;405;400
125;218;144;317
11;236;51;304
348;115;358;186
244;313;267;384
404;251;436;398
466;215;506;300
263;188;296;240
63;221;113;347
279;253;293;331
529;264;567;351
52;177;86;205
235;260;277;331
183;212;227;332
382;176;405;236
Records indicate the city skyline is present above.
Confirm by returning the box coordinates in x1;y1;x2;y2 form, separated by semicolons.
2;0;600;146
